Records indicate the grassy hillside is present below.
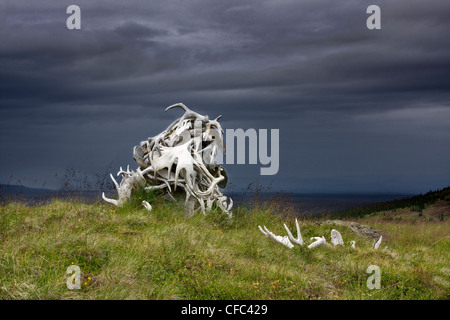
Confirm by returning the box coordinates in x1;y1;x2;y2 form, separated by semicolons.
0;195;449;300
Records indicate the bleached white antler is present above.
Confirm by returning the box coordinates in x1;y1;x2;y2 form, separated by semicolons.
258;225;294;249
259;223;362;251
308;236;329;249
102;168;146;207
102;192;118;206
373;235;382;250
331;229;344;246
283;218;304;245
142;200;152;211
102;103;233;217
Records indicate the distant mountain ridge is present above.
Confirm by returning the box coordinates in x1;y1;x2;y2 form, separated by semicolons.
0;184;58;195
0;184;100;204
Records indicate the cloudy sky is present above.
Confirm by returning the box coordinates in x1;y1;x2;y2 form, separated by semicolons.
1;0;449;194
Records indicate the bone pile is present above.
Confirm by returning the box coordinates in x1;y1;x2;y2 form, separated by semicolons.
259;219;383;250
102;103;233;217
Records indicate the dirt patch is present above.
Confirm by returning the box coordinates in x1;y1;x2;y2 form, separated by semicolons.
424;201;450;218
383;208;410;218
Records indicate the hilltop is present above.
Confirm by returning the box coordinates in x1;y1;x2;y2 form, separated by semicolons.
0;191;448;300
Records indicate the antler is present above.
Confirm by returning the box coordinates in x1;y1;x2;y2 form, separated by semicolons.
102;192;119;206
258;225;294;249
259;222;382;252
165;102;210;124
102;103;232;217
283;218;304;245
102;166;146;207
259;221;355;250
330;229;344;246
142;200;152;211
307;236;329;249
373;235;382;249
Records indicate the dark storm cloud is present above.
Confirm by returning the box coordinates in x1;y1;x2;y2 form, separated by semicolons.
1;0;449;192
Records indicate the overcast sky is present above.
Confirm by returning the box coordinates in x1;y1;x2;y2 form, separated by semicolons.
1;0;449;194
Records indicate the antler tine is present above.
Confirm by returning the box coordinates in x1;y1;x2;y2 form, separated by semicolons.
142;200;152;211
307;236;329;249
102;192;119;206
165;102;189;113
258;225;267;236
283;218;304;245
259;225;294;249
373;235;382;249
110;173;119;191
227;197;233;211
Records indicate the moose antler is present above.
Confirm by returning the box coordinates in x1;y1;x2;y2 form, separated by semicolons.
102;103;233;217
283;218;304;245
373;235;382;249
331;229;344;246
308;236;329;249
258;225;294;249
258;221;365;251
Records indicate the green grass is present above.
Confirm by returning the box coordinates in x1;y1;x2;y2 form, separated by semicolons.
0;196;449;300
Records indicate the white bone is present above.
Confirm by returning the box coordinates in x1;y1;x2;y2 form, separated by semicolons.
110;174;119;191
373;235;382;250
102;192;118;207
102;103;232;217
308;236;328;249
331;229;344;246
258;225;294;249
142;200;152;211
283;218;304;245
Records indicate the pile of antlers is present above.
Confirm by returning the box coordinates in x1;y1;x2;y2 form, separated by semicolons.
102;103;233;217
259;219;383;250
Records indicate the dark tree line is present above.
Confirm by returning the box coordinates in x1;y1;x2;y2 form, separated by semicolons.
321;186;450;219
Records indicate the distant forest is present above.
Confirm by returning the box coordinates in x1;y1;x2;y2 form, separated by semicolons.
324;186;450;219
